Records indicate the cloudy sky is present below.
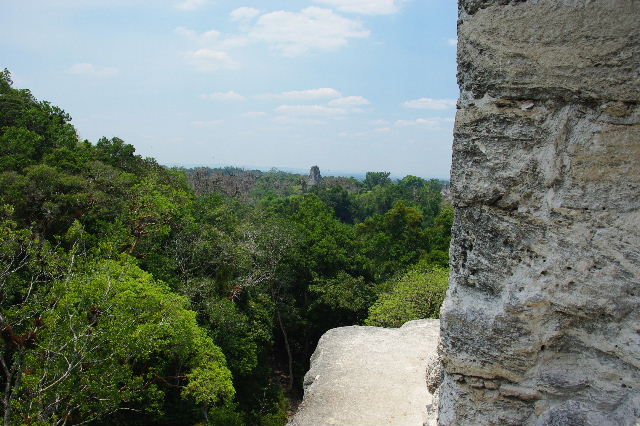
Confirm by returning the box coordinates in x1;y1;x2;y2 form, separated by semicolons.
1;0;458;179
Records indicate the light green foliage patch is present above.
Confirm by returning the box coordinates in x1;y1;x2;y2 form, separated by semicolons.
366;267;449;328
12;259;234;425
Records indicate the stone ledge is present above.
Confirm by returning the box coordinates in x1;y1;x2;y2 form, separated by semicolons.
287;319;440;426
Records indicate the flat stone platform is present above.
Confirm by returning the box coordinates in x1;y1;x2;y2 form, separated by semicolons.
287;319;440;426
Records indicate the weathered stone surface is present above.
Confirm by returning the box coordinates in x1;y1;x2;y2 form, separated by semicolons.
308;165;322;186
287;319;439;426
439;1;640;425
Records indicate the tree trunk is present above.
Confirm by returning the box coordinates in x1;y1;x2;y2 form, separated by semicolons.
1;355;13;426
202;405;209;424
274;302;294;391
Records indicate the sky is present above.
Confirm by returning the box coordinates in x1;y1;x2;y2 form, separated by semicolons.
0;0;458;179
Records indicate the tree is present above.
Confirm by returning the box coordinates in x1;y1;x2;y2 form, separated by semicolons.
95;137;146;175
120;175;190;256
0;206;68;426
2;256;235;426
0;127;42;172
310;185;355;224
309;272;375;326
238;216;297;391
365;266;449;327
357;202;428;281
0;69;12;93
363;171;391;190
423;207;453;268
397;176;443;225
0;74;77;162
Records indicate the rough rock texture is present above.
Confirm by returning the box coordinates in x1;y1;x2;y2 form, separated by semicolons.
287;319;440;426
439;1;640;425
308;165;323;186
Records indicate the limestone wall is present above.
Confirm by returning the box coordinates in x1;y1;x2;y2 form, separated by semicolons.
439;1;640;425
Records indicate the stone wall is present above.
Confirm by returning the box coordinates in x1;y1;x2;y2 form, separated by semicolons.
439;1;640;425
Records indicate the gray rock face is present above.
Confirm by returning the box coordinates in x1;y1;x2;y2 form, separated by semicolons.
439;1;640;425
308;166;322;186
287;319;440;426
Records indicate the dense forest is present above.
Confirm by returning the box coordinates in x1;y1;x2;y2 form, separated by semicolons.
0;69;452;426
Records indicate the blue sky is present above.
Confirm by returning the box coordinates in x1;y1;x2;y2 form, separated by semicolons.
1;0;458;179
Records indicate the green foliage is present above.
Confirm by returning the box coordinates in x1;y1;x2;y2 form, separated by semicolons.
266;194;357;276
310;272;373;315
256;388;289;426
202;298;259;376
0;204;68;323
0;71;453;426
0;71;76;165
364;171;391;189
207;404;246;426
0;127;42;171
309;184;356;223
357;202;427;280
423;207;453;268
365;266;449;328
7;259;234;425
0;68;12;92
121;175;190;256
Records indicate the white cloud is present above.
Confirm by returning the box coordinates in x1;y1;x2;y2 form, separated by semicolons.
176;7;369;72
276;104;348;116
175;27;221;44
67;63;118;77
230;7;261;21
200;91;245;101
175;7;369;72
270;93;368;118
175;27;249;49
175;0;207;11
313;0;400;15
282;88;342;100
176;28;245;72
328;95;369;106
447;38;458;46
402;97;457;110
257;88;343;101
184;49;239;72
395;117;455;128
248;7;370;56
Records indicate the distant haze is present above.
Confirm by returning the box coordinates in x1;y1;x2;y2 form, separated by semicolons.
170;164;447;181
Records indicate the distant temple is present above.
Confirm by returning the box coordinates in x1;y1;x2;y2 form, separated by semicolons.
307;166;322;186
